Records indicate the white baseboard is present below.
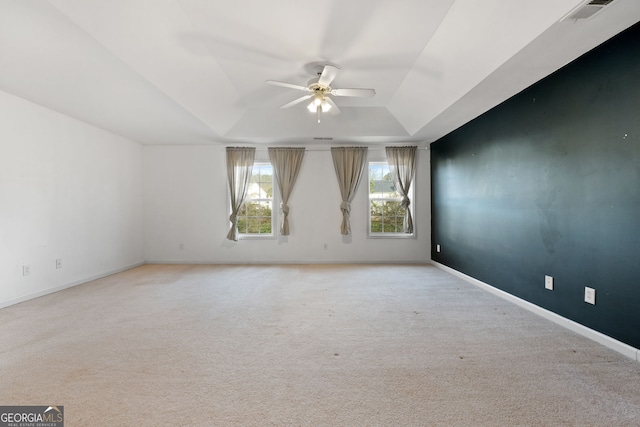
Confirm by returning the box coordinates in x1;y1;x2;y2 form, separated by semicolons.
431;260;640;363
0;261;145;310
144;259;430;265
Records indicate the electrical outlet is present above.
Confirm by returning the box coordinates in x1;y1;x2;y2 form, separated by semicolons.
584;287;596;305
545;275;554;290
56;258;62;269
22;265;31;276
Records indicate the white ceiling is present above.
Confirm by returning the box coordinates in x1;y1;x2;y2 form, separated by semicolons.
1;0;639;147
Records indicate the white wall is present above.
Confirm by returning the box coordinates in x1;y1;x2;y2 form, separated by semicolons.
0;91;144;307
144;145;430;263
0;88;429;308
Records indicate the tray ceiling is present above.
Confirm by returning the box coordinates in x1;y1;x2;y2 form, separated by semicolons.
1;0;639;146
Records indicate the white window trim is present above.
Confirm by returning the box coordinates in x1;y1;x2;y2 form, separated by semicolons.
236;162;278;240
367;160;416;239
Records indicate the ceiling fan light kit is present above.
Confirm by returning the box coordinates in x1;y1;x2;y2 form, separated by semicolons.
307;94;332;123
266;64;375;123
306;93;331;112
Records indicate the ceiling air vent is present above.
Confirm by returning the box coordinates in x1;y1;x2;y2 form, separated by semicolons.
313;137;333;141
561;0;615;22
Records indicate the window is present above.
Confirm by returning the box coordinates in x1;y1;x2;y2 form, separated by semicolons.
237;163;275;237
368;162;414;236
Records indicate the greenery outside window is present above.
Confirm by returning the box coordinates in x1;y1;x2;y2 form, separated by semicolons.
237;163;275;237
368;162;414;236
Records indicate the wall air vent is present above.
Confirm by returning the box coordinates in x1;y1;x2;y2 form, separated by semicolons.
561;0;615;22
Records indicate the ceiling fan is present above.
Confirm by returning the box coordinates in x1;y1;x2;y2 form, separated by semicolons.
266;65;376;123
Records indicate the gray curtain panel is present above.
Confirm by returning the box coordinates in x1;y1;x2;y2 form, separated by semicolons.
331;146;368;235
385;146;417;233
268;147;305;235
226;147;255;241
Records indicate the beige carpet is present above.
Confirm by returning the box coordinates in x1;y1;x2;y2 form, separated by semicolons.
1;264;639;426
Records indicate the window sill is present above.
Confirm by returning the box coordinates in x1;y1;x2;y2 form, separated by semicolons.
367;233;416;239
238;234;277;241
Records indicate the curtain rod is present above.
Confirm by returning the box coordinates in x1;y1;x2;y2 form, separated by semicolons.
227;145;426;152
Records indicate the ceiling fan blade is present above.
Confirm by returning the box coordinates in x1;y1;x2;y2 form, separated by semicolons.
330;88;376;97
281;95;312;109
266;80;310;91
318;65;340;87
325;96;341;115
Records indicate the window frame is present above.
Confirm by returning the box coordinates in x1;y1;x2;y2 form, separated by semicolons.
235;162;277;240
367;160;416;239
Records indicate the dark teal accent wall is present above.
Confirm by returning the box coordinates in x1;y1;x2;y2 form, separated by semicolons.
430;22;640;349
